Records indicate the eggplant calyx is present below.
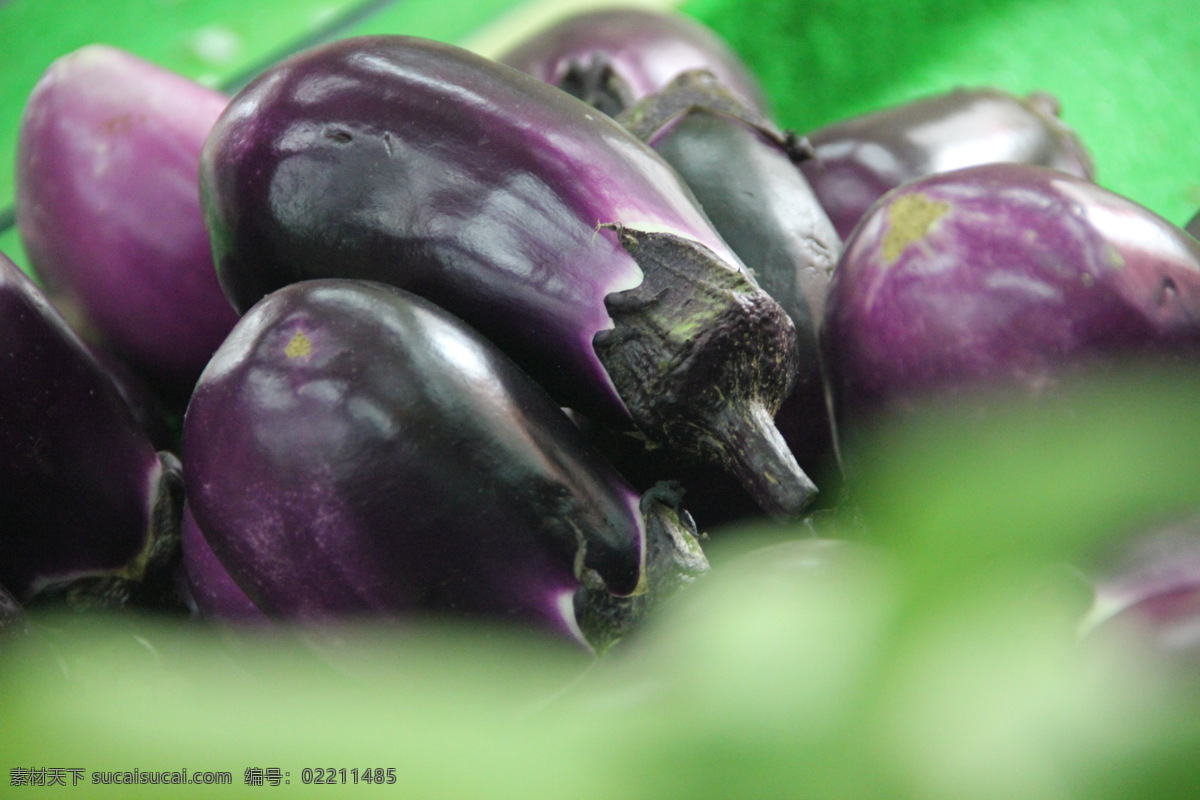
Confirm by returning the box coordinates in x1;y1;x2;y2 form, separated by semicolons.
595;225;817;519
617;68;812;160
557;54;635;117
575;481;709;653
29;452;187;614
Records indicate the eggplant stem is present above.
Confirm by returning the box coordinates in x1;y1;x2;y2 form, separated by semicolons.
574;482;709;653
617;69;795;153
558;54;634;117
27;452;187;614
708;401;818;520
595;226;818;519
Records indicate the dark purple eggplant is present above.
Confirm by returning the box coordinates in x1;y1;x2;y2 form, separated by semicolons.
619;70;843;504
820;163;1200;454
179;501;266;623
200;34;814;519
798;87;1096;240
182;278;706;649
496;7;768;117
0;249;182;604
85;342;175;451
16;44;239;400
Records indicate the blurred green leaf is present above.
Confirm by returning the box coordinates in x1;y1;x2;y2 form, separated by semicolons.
848;364;1200;578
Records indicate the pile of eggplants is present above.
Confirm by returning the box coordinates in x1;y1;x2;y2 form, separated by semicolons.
198;33;815;522
7;5;1200;665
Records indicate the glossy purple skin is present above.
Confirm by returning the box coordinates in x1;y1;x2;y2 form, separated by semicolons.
497;8;768;116
180;502;266;623
182;279;646;641
16;44;239;397
200;34;743;419
86;343;174;450
799;87;1096;240
822;163;1200;434
0;250;167;600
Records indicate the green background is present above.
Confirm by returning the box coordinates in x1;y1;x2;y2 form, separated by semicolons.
3;3;1200;795
1;0;1197;273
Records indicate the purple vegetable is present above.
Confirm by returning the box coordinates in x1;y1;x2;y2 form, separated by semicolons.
200;34;814;519
799;87;1096;240
85;342;174;450
0;250;182;603
179;501;266;623
619;71;843;500
16;44;239;398
1084;512;1200;663
182;279;704;648
821;163;1200;450
496;7;768;117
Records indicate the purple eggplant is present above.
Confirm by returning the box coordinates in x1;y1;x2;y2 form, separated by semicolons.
1083;512;1200;663
199;34;814;519
619;70;843;502
820;163;1200;451
16;44;239;399
179;501;266;623
85;342;175;450
182;278;706;649
0;249;182;604
496;7;768;117
799;87;1096;240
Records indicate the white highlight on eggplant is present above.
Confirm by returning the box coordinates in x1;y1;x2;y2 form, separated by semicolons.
555;586;589;647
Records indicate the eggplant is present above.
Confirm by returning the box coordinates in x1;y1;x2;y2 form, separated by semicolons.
0;249;182;604
181;278;706;649
200;34;814;519
16;44;239;399
798;87;1096;240
179;501;266;623
820;163;1200;453
1083;512;1200;663
619;70;843;502
85;342;175;451
495;7;768;117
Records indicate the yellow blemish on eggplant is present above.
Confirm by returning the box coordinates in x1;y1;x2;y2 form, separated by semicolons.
882;193;951;263
285;330;312;358
1105;242;1125;270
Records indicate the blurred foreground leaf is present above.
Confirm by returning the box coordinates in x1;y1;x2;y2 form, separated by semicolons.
848;364;1200;577
4;364;1200;798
